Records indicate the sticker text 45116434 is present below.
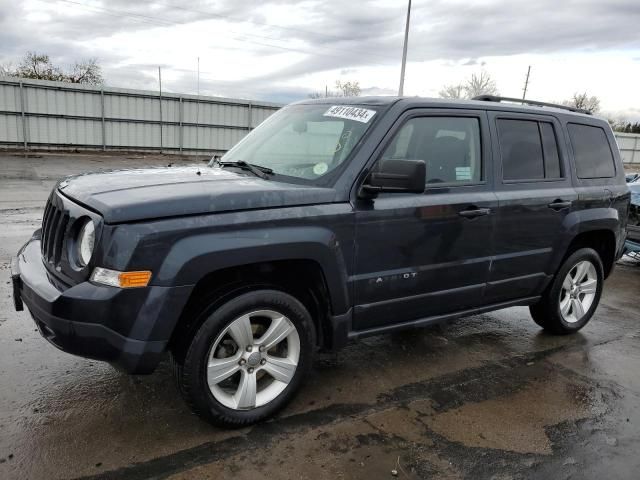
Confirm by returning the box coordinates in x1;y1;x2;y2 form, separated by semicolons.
324;106;376;124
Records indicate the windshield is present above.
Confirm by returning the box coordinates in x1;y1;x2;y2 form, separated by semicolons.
220;104;379;181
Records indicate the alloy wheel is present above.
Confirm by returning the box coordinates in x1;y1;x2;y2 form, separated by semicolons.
559;260;598;323
206;310;300;410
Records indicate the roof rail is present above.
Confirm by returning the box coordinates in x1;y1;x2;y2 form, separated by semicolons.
472;95;592;115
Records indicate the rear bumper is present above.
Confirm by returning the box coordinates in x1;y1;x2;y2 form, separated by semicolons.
12;234;192;374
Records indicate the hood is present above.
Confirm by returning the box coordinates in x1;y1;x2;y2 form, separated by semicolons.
58;166;337;223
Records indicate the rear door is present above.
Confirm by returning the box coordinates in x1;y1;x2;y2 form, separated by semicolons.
352;109;498;332
486;112;577;302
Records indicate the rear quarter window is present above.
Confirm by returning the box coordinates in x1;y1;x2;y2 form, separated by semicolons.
567;123;616;179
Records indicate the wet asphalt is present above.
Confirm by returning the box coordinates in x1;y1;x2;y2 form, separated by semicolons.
1;153;639;480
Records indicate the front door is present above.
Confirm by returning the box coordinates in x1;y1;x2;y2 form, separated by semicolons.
352;110;498;332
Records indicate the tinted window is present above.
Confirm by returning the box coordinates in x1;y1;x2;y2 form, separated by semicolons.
498;119;544;180
568;123;615;178
497;119;563;181
380;117;482;185
540;122;562;179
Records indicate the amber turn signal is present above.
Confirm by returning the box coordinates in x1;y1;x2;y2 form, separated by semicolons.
90;267;152;288
118;271;152;288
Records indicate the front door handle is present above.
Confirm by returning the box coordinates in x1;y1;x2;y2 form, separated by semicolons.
459;207;491;218
548;200;572;211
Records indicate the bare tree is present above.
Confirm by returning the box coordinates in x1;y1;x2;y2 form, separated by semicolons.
66;58;103;85
309;80;361;98
335;80;361;97
608;116;627;132
15;52;63;81
438;71;499;100
438;84;465;99
464;71;499;98
0;62;14;77
7;52;103;84
563;92;600;113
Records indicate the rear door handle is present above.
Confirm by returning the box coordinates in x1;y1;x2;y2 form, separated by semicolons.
459;207;491;218
548;200;572;211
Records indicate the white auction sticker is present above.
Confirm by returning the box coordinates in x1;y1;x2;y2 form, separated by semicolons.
324;105;376;123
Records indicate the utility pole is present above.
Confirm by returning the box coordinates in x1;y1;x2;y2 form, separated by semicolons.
398;0;412;96
522;65;531;100
158;66;163;153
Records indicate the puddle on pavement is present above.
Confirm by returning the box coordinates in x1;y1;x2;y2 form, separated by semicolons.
425;374;601;455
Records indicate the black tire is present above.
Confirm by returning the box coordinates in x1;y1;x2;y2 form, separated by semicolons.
175;289;315;427
530;247;604;334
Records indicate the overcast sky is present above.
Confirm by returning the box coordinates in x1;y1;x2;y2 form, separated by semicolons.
1;0;639;119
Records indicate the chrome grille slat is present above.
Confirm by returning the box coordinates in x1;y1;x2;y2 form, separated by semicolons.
41;200;53;255
46;209;61;261
52;213;69;265
43;203;58;259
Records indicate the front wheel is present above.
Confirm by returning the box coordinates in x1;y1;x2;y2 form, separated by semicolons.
176;289;315;427
530;247;604;334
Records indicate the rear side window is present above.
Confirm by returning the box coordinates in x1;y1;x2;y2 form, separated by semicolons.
540;123;561;179
567;123;616;179
497;119;562;181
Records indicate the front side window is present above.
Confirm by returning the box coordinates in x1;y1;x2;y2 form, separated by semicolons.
221;104;379;181
567;123;616;179
380;116;482;185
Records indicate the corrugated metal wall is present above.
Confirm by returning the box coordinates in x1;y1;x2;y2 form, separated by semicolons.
0;76;281;155
615;132;640;164
2;76;638;163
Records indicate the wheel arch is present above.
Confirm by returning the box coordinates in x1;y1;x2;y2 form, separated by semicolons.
168;258;338;361
562;229;617;278
558;208;621;278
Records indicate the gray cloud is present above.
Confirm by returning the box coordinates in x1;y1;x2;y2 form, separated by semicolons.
0;0;638;106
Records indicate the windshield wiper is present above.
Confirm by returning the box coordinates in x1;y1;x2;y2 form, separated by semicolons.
211;159;273;180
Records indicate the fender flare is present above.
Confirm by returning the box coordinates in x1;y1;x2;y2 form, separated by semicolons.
152;226;351;314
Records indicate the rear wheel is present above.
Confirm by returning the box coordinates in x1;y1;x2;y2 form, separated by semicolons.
175;289;314;427
530;248;604;334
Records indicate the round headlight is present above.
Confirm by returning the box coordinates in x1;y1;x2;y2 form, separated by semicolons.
76;219;95;267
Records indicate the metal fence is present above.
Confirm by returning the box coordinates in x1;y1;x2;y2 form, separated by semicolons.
1;76;639;163
0;76;281;155
615;132;640;165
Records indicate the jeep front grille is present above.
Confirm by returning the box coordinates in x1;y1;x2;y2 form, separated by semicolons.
41;194;70;266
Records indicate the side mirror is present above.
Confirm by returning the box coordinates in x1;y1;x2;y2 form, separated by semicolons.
361;159;426;195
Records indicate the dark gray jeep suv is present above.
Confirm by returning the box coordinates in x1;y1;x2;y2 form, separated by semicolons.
12;95;630;426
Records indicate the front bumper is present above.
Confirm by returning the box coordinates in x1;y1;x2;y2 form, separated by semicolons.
11;234;192;374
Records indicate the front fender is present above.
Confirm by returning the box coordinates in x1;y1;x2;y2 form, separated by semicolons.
153;226;351;314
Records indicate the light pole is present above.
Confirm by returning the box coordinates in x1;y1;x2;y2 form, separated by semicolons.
398;0;412;96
